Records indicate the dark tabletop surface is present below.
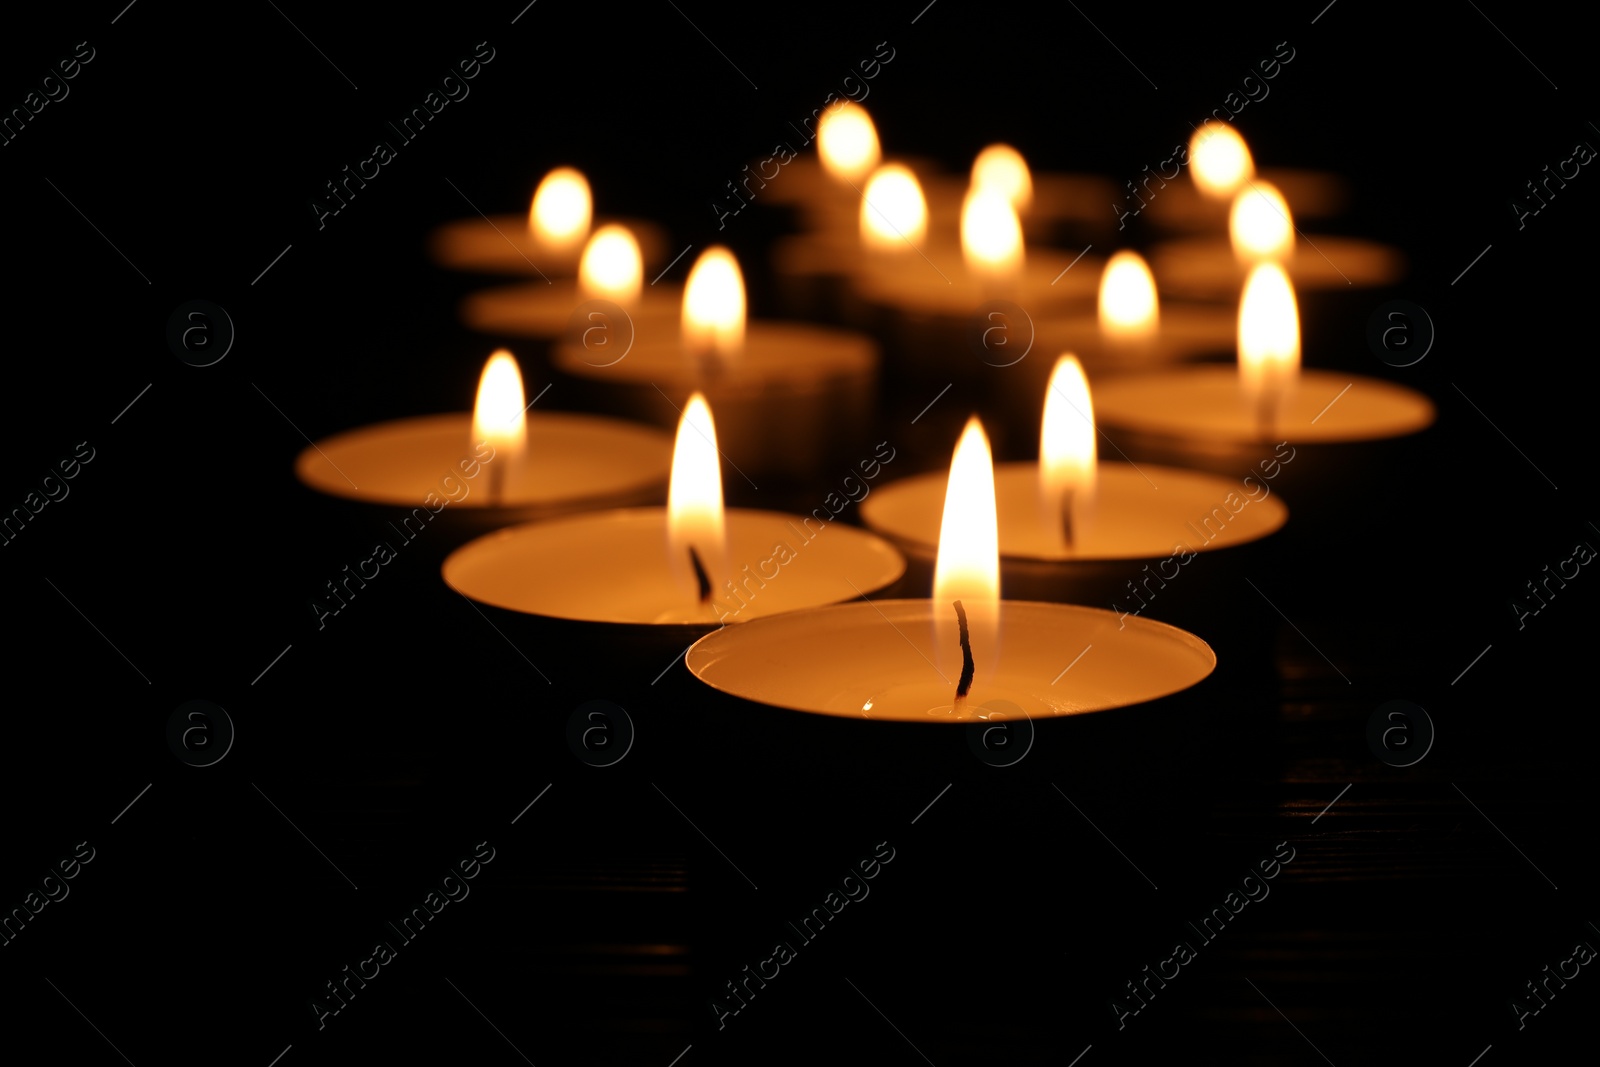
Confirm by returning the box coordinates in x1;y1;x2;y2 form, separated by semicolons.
1;3;1594;1064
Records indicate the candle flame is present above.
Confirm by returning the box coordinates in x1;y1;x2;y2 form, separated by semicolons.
934;417;1000;609
961;187;1025;282
1238;262;1300;417
682;246;746;367
529;167;592;252
1040;355;1097;549
1230;182;1295;264
860;164;928;251
578;224;643;305
471;349;528;470
1098;251;1159;343
817;101;880;183
971;144;1033;212
1189;122;1254;199
935;417;1000;708
667;393;728;605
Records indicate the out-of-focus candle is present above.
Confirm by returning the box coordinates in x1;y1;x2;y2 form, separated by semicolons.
460;222;679;342
860;163;929;253
429;166;667;277
970;144;1033;212
1230;181;1295;264
1190;121;1254;199
552;247;878;479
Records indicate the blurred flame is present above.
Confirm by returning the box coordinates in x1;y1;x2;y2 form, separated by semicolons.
682;247;746;366
1040;355;1097;548
971;144;1033;212
1189;122;1254;199
1238;262;1300;411
578;224;643;305
1230;182;1295;264
666;393;728;605
817;102;880;183
961;187;1024;282
860;164;928;251
530;167;592;251
1098;251;1159;343
471;349;528;464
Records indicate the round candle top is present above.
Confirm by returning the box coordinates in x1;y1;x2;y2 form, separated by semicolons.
863;462;1287;561
460;280;681;341
1151;234;1404;295
686;599;1215;720
1141;168;1349;231
553;321;876;390
428;214;669;276
854;239;1102;310
442;508;905;625
295;411;672;508
1093;366;1436;443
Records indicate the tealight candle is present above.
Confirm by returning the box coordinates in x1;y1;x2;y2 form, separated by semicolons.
1149;179;1403;296
295;349;674;539
770;160;930;322
686;416;1216;721
550;246;878;481
1137;121;1348;231
1092;264;1436;497
854;188;1103;388
441;394;905;664
865;356;1285;627
459;223;680;342
428;165;668;276
760;101;886;233
919;145;1118;239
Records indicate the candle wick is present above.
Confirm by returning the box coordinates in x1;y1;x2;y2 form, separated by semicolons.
688;545;713;604
1060;489;1075;554
953;599;975;713
486;459;504;506
1256;390;1276;444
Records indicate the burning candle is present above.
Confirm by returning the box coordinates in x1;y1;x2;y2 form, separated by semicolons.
1149;178;1402;296
1140;122;1349;232
989;250;1233;434
428;165;668;277
919;145;1118;241
770;160;929;321
1091;265;1436;488
550;246;878;480
441;393;905;658
294;348;674;536
685;414;1217;720
459;223;681;344
863;356;1287;603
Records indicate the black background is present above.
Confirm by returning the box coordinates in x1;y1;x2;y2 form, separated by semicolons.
1;2;1595;1065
